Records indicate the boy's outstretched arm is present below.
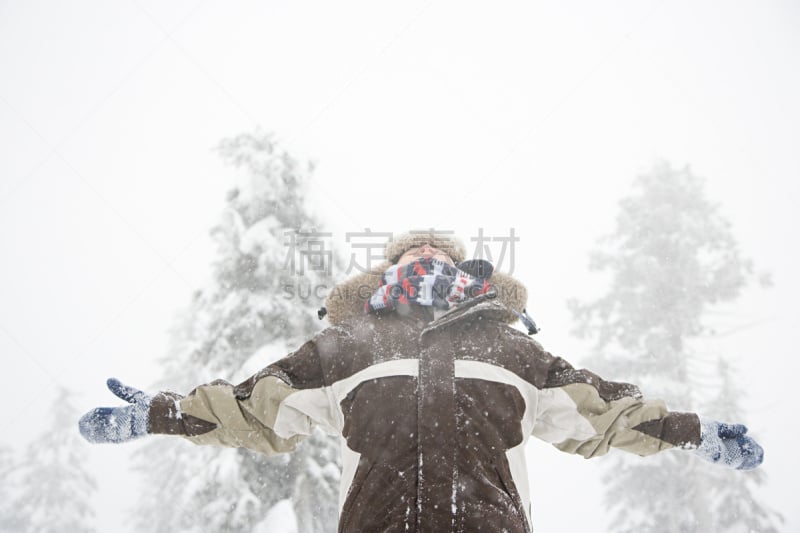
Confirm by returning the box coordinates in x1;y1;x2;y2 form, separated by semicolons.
79;373;304;456
531;354;764;471
79;332;341;456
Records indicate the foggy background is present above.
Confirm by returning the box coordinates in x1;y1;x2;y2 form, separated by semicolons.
1;1;798;531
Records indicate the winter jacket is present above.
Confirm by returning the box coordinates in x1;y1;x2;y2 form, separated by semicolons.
148;271;701;533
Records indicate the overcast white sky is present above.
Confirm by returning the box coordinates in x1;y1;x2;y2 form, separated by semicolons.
1;1;798;531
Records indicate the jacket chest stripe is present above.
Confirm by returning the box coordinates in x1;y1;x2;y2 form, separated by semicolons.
273;359;419;440
331;358;419;431
454;360;540;437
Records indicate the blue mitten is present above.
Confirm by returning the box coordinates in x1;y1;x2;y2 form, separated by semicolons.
694;419;764;470
78;378;151;444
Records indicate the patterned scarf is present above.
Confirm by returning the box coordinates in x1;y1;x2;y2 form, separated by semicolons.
365;258;492;314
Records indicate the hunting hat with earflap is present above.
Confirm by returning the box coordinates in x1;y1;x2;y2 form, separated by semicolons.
384;230;467;264
323;229;529;328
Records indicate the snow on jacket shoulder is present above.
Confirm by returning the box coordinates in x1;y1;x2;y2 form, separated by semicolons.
149;283;701;533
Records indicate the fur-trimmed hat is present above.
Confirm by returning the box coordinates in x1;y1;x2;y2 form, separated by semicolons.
384;230;467;264
324;230;528;326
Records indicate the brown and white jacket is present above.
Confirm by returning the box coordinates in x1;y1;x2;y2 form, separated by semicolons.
149;272;701;532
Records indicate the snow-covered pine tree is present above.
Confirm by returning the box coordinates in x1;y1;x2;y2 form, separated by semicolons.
569;162;778;532
134;132;341;533
9;388;97;533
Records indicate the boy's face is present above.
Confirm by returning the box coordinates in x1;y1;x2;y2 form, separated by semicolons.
396;244;455;267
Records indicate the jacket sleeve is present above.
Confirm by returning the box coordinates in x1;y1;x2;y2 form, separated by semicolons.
147;329;341;456
530;353;701;459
